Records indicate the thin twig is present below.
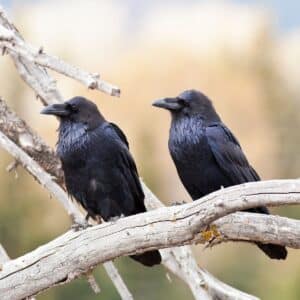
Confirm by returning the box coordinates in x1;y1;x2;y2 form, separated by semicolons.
86;272;101;294
103;262;134;300
0;131;83;224
0;244;10;264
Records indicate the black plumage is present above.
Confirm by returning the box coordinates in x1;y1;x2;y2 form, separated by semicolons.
153;89;287;260
41;97;161;267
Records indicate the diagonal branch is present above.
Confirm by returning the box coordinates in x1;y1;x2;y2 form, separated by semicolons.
0;245;10;266
0;182;299;299
0;131;83;223
0;30;120;97
0;244;36;300
0;9;120;97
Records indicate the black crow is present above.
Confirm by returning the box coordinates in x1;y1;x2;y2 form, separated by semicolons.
41;97;161;267
153;89;287;260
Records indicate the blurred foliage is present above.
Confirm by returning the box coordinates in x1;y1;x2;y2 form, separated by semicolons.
0;1;300;299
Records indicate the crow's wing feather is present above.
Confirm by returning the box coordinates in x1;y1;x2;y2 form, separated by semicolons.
100;123;145;214
109;122;129;148
206;123;260;184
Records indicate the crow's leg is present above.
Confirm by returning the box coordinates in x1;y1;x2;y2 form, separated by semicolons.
70;213;92;231
171;200;188;206
108;214;124;223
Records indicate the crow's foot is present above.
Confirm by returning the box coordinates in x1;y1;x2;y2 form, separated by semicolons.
171;200;187;206
71;220;92;231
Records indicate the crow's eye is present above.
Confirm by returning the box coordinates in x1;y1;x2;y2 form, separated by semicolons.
67;103;79;112
177;98;189;107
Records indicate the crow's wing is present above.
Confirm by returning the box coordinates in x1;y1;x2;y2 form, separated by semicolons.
108;123;144;202
206;123;260;184
206;124;286;259
89;123;146;218
109;122;129;148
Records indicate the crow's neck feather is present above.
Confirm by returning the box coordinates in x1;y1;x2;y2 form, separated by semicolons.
57;121;93;157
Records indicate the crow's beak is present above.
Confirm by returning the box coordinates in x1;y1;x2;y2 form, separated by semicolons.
40;103;69;117
152;98;181;111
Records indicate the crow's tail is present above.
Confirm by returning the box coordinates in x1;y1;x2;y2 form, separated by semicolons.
256;243;287;260
130;250;161;267
246;206;287;260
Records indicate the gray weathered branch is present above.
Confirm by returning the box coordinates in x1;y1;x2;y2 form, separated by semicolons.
212;212;300;248
0;245;10;266
0;8;120;96
0;244;36;300
142;183;259;300
0;181;299;299
0;131;83;224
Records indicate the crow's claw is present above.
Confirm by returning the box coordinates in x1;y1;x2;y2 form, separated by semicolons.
71;221;92;231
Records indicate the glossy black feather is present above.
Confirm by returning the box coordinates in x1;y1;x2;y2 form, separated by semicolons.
157;89;287;260
48;97;161;267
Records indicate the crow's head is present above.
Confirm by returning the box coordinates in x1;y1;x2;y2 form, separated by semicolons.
41;97;104;129
152;89;220;122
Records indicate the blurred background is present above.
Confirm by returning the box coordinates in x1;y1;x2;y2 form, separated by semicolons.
1;0;300;299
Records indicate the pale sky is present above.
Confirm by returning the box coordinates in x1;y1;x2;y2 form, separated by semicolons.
2;0;300;32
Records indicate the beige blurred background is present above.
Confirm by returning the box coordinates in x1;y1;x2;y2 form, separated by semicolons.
1;0;300;299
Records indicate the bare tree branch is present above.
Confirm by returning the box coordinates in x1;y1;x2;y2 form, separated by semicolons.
0;244;36;300
0;8;64;105
0;183;299;299
0;28;120;96
0;245;10;265
211;212;300;248
142;183;259;300
103;262;134;300
0;10;120;97
0;97;63;182
0;131;83;223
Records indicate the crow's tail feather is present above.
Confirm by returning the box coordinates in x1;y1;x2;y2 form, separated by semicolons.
256;243;287;260
130;250;161;267
246;206;287;260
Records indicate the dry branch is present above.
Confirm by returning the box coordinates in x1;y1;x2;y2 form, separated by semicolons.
0;245;10;266
0;97;63;181
142;183;259;300
0;10;120;96
212;212;300;248
0;182;299;299
0;131;83;224
0;244;36;300
0;31;120;96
